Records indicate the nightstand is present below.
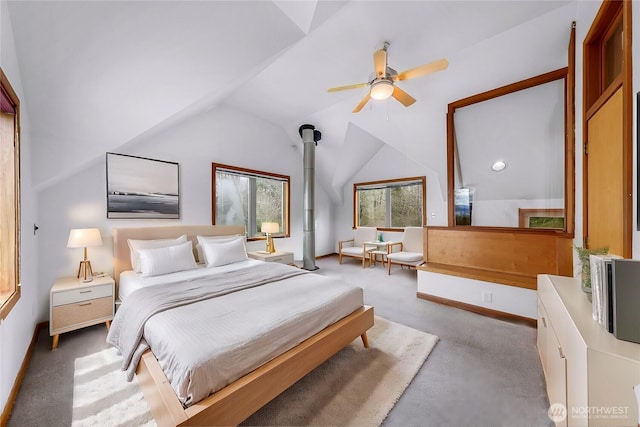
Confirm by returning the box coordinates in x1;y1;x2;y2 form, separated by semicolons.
49;275;115;350
247;251;294;265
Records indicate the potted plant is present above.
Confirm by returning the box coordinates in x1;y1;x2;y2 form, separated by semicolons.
574;245;608;300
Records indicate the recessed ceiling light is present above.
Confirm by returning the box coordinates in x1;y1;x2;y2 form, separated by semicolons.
491;160;507;172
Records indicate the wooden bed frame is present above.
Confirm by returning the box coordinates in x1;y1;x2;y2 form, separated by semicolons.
112;225;374;427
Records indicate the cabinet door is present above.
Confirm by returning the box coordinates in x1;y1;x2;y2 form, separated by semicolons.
546;321;568;426
538;298;550;375
539;298;568;426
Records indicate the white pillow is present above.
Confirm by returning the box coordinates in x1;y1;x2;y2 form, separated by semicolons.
138;241;197;277
202;237;248;267
128;235;187;273
196;234;242;264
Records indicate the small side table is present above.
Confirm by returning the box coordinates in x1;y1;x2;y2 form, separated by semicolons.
247;251;295;265
363;241;399;267
49;275;115;350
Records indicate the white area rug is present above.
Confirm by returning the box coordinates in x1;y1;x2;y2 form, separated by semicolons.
72;348;154;427
72;316;438;426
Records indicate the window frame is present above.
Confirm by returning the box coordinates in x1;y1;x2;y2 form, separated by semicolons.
0;67;21;320
212;163;290;240
353;176;426;230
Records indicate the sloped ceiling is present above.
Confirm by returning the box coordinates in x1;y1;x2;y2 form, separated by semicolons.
7;0;572;202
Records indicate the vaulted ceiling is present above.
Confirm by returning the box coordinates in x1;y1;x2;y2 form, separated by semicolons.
6;0;572;202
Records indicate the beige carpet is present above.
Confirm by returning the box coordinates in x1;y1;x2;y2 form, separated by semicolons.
72;316;438;426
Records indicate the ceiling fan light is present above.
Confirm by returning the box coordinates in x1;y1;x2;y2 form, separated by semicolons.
370;80;394;100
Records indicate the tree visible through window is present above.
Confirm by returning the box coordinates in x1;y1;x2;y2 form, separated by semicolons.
354;177;425;228
0;67;21;320
212;163;289;239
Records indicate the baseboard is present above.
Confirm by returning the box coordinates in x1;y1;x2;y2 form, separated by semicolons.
1;321;48;426
315;253;338;260
417;292;537;328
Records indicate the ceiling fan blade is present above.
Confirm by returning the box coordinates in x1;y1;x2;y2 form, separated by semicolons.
327;82;368;93
393;58;449;82
391;86;416;107
374;48;387;78
353;93;371;113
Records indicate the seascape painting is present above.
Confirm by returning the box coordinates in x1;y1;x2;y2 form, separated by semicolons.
106;153;179;219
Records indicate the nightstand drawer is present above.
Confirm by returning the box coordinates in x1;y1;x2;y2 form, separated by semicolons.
265;253;294;264
51;296;112;330
52;283;112;306
247;251;294;265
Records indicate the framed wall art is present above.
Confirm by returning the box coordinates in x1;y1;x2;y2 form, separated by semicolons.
106;153;179;219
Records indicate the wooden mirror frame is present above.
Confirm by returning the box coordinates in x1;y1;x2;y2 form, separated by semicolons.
446;67;574;236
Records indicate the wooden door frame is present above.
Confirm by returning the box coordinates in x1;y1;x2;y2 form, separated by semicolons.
582;0;632;257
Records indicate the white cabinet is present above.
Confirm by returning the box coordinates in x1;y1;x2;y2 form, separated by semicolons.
538;274;640;426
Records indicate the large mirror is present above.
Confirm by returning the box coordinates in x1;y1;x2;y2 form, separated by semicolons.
447;68;573;232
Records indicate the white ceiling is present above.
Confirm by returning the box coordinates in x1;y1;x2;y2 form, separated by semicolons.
6;0;573;202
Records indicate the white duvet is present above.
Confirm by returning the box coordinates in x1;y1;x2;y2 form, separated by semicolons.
108;262;364;407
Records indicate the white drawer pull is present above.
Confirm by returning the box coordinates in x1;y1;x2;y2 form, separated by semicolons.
558;346;565;359
79;303;92;307
541;317;547;328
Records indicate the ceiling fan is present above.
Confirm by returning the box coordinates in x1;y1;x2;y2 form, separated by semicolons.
328;42;448;113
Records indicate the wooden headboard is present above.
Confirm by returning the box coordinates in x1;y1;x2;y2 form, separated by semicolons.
112;225;245;285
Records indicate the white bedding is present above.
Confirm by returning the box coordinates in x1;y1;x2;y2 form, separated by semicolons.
111;262;364;407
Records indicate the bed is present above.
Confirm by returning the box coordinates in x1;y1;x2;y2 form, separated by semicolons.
108;225;374;426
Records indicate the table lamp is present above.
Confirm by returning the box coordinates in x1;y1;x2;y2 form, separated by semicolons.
261;222;279;254
67;228;103;282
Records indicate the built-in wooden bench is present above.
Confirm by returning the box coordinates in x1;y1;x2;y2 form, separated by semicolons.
417;262;537;290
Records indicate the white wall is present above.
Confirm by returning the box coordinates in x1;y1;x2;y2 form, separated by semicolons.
334;143;445;247
0;0;39;412
572;0;605;274
418;271;537;319
35;104;334;322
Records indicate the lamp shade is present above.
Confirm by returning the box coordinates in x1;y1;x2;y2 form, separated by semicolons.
67;228;103;248
261;222;280;234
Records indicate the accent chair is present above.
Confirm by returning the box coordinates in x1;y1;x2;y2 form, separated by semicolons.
338;227;378;268
386;227;424;275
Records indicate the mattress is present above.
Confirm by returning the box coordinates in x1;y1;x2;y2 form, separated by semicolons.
110;262;364;407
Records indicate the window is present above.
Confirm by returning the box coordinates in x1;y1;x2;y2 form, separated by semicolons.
212;163;290;239
604;17;623;88
0;67;21;320
354;177;426;229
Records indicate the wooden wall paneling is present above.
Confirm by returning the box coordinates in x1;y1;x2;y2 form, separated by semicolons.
423;227;573;290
